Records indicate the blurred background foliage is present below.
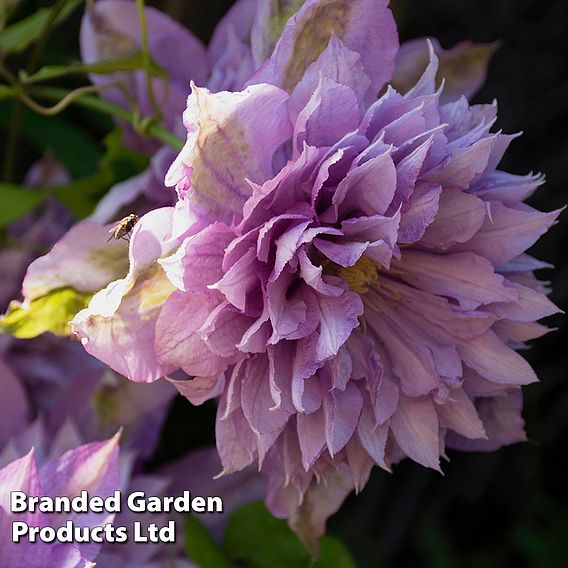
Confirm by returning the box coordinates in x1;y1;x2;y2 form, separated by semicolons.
1;1;567;566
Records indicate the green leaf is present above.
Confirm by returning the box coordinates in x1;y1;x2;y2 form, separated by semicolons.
223;502;357;568
418;522;455;568
513;510;568;567
0;85;19;100
0;183;46;227
22;51;167;84
0;0;84;54
0;0;23;32
51;129;147;218
0;287;93;338
314;537;358;568
185;515;233;568
0;106;147;219
0;102;103;178
51;169;111;218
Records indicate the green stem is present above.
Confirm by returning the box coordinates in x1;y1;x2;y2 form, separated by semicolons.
135;0;162;121
2;0;74;182
30;86;184;150
27;0;72;74
1;102;22;181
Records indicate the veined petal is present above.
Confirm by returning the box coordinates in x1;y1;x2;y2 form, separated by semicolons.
390;395;441;470
437;387;486;440
420;186;486;249
0;450;49;567
155;290;230;377
165;84;292;225
398;250;518;310
72;209;179;382
450;202;561;265
241;356;291;437
23;221;129;301
323;382;363;456
159;222;235;292
290;35;372;120
457;330;538;385
249;0;398;96
39;433;121;561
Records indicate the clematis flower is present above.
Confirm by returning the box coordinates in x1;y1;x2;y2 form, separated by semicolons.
15;0;561;551
155;47;560;544
0;433;120;568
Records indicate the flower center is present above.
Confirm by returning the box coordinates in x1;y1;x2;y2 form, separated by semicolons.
327;256;380;294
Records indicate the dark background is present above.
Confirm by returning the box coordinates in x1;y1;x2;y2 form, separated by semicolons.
2;1;568;566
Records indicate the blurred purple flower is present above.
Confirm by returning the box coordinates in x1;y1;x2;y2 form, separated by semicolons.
0;391;260;567
0;158;175;465
98;446;264;568
392;36;499;102
81;0;208;155
207;0;257;92
0;333;175;462
0;155;72;311
0;433;120;568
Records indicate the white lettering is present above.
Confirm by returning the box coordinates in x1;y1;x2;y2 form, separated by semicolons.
10;491;28;513
11;522;28;542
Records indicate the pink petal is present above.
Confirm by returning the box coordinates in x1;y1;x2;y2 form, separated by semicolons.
323;382;363;456
390;395;441;470
159;222;235;292
420;186;486;249
23;221;129;301
457;330;538;385
155;290;229;377
437;387;486;440
165;84;292;226
451;201;561;265
400;250;517;310
250;0;398;98
168;374;225;406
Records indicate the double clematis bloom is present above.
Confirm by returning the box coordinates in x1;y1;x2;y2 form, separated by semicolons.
19;0;560;549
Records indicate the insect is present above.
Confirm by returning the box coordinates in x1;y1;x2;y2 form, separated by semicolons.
107;214;140;242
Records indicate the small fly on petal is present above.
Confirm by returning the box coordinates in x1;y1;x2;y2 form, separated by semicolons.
107;214;140;242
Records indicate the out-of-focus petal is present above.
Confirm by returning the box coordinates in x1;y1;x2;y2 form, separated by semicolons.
23;221;129;301
393;37;499;102
249;0;399;96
